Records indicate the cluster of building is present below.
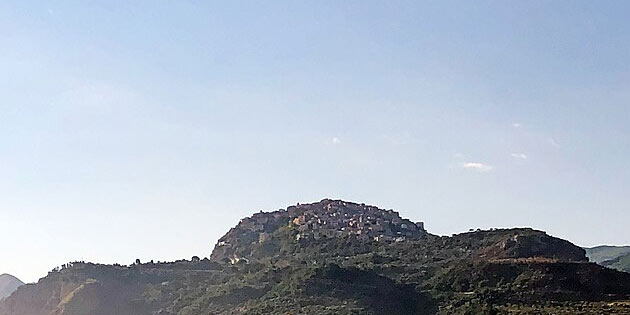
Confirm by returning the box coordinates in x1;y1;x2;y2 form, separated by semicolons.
213;199;427;263
287;200;426;242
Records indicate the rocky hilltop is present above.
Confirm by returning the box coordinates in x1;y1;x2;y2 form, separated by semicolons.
211;199;427;263
2;199;630;314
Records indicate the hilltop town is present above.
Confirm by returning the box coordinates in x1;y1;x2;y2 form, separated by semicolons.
4;199;630;315
287;200;426;242
211;199;427;263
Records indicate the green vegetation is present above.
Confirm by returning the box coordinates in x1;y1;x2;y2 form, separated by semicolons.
585;245;630;264
585;245;630;273
2;200;630;314
601;252;630;273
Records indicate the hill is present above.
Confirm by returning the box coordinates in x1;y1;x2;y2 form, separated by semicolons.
0;274;24;299
1;199;630;314
585;245;630;273
585;245;630;264
600;252;630;273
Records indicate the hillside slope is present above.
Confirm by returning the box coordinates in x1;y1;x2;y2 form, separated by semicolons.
601;252;630;273
585;245;630;264
0;274;24;299
2;199;630;314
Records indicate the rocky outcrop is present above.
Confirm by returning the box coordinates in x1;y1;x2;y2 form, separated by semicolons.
463;228;588;262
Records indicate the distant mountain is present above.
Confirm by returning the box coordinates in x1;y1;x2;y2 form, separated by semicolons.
2;199;630;314
599;252;630;273
0;274;24;299
585;245;630;273
585;245;630;264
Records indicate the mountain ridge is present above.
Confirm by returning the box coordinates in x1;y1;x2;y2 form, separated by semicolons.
585;245;630;263
2;199;630;314
585;245;630;273
600;252;630;273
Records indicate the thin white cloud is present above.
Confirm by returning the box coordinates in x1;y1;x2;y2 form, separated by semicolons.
453;152;465;159
511;153;528;160
548;137;559;148
512;123;522;128
459;162;494;172
331;137;341;144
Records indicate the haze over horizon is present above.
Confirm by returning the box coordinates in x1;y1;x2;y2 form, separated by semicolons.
2;1;630;283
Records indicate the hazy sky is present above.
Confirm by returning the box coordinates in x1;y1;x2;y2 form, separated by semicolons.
2;1;630;283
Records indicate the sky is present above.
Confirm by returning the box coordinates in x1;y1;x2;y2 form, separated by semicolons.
2;1;630;283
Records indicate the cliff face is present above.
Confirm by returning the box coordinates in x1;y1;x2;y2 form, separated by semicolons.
1;200;629;315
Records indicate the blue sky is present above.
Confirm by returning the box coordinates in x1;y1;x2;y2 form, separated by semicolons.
2;1;630;282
